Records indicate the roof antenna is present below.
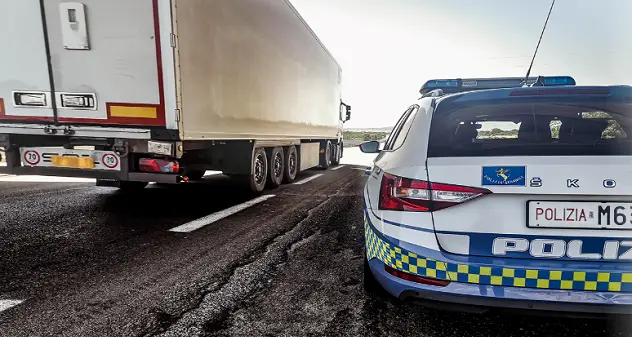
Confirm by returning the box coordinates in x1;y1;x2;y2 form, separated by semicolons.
523;0;556;86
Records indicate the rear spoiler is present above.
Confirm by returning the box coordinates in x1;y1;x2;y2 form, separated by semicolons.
419;76;576;97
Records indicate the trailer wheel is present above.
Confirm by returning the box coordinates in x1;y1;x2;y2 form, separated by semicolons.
331;143;341;166
319;140;332;170
118;181;149;191
267;147;284;188
283;145;298;183
185;169;206;181
249;148;268;193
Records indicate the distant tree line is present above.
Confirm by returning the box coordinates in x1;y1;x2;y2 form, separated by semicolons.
343;131;389;141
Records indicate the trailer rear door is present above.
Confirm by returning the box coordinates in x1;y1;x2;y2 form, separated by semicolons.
1;0;174;129
42;0;169;128
0;0;55;122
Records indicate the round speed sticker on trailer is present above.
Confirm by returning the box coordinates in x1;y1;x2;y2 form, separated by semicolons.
23;150;41;166
101;154;119;169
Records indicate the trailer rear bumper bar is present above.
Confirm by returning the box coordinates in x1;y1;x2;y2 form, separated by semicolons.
0;164;180;184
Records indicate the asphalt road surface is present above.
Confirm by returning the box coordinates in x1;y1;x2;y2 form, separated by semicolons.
0;151;630;337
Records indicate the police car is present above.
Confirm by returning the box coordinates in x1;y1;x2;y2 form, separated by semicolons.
360;76;632;314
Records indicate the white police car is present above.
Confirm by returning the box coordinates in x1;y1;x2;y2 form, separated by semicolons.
360;76;632;314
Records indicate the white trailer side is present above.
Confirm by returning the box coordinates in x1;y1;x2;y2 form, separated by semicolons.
173;0;343;141
0;0;351;193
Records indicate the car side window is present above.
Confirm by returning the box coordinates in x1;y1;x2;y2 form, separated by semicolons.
384;106;416;151
384;108;412;150
391;106;418;150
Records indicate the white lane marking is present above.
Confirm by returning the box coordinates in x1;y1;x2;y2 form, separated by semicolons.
331;165;346;171
293;174;323;185
168;194;276;233
0;300;23;313
352;167;371;171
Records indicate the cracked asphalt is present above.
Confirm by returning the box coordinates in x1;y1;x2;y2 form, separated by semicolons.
0;159;630;337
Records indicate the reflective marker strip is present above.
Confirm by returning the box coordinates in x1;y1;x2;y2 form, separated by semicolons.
0;300;23;313
293;174;323;185
109;106;157;118
365;217;632;292
168;194;276;233
331;165;346;171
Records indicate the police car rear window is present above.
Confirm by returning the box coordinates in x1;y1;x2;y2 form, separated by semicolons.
427;100;632;157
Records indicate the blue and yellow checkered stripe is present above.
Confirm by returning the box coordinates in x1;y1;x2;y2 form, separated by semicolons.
364;215;632;292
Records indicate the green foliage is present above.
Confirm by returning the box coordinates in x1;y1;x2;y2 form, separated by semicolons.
477;128;518;139
343;131;389;141
551;112;627;139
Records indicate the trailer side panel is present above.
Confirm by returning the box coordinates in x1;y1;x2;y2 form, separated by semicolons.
174;0;342;140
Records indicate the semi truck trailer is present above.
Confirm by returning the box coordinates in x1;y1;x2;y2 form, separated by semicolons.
0;0;351;193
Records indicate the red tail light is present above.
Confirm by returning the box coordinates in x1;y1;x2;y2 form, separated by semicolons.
378;172;491;212
139;158;179;173
385;264;450;287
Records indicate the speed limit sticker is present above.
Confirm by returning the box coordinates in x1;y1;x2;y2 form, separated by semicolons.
23;150;41;166
101;154;119;169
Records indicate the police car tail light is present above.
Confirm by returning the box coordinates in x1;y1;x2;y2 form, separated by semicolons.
379;172;491;212
430;182;492;211
139;158;179;173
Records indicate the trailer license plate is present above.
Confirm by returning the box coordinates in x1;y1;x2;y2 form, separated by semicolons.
528;201;632;229
51;155;95;169
20;147;121;171
148;141;172;156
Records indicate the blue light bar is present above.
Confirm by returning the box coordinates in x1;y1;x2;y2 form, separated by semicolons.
540;76;576;86
419;76;576;96
424;80;459;88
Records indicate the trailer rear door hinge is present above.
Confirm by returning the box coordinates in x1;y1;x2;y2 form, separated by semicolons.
170;33;176;48
175;109;181;122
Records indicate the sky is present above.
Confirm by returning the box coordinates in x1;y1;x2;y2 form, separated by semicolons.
289;0;632;129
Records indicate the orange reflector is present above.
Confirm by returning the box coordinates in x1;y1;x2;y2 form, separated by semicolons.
109;106;157;118
0;98;4;115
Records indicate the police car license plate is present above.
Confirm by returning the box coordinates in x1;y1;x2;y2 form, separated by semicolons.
528;201;632;229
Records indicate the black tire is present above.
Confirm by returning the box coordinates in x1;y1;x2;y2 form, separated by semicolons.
331;143;341;166
185;169;206;181
249;148;268;193
118;181;149;191
283;145;298;184
319;140;332;170
266;147;284;188
364;256;387;298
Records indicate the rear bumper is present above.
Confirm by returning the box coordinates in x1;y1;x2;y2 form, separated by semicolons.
0;165;180;183
369;258;632;314
0;165;121;179
0;132;182;183
364;214;632;313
